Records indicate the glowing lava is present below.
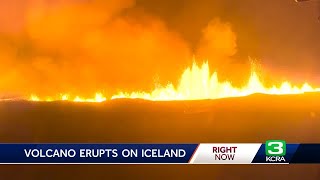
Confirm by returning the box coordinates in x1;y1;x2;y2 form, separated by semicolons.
111;61;320;101
28;93;107;102
21;61;320;102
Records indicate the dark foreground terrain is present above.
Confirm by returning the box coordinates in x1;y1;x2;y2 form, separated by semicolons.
0;93;320;179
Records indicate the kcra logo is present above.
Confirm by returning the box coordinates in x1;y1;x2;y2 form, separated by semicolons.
265;140;287;162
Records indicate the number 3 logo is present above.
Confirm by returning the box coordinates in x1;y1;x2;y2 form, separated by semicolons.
265;140;286;156
267;142;283;154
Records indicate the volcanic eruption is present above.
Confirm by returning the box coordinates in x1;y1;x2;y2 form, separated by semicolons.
0;0;319;102
15;59;320;102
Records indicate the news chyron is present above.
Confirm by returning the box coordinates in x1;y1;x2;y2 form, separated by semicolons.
2;141;314;164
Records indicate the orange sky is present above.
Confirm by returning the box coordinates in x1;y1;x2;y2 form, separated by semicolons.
0;0;319;98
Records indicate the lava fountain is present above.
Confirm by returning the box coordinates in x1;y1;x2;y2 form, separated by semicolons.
111;61;320;101
20;59;320;102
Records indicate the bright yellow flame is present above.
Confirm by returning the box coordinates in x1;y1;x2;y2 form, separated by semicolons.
21;60;320;102
61;94;69;101
30;95;40;101
72;93;107;102
112;61;320;100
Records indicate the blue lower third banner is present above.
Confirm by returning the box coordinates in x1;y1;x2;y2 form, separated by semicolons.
0;143;319;164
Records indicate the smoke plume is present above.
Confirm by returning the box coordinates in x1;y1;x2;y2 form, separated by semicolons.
0;0;240;98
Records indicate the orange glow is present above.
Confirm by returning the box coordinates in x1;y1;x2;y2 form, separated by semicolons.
73;93;107;102
19;60;320;102
30;95;40;101
111;61;320;101
27;93;107;102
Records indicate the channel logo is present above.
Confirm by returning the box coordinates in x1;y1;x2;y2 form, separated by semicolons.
265;140;287;162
